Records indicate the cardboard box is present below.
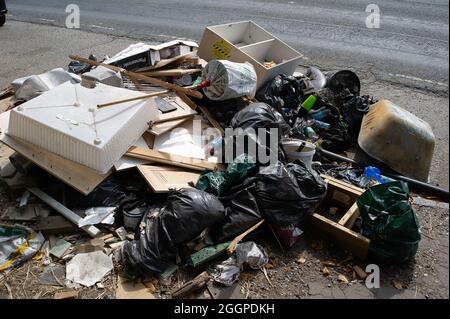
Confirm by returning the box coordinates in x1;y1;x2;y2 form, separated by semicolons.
198;21;303;89
105;40;198;72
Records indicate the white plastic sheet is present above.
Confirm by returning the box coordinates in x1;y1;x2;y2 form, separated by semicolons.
203;60;257;101
11;68;81;101
211;242;268;286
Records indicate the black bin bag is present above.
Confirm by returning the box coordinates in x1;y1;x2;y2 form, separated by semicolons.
255;161;327;228
211;184;262;244
228;102;289;164
122;188;226;275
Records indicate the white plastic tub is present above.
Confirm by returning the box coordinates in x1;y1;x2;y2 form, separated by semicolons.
282;139;316;169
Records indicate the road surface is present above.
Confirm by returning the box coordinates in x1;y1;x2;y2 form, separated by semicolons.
5;0;449;91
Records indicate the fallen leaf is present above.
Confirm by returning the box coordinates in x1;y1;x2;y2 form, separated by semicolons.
297;257;307;264
338;274;349;284
322;267;331;276
311;240;324;251
353;265;368;280
264;263;274;270
321;260;336;267
239;272;254;281
393;279;408;290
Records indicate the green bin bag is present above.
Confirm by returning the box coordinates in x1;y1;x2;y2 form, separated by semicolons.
357;181;421;264
196;154;256;196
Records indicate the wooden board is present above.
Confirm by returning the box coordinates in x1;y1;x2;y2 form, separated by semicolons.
137;165;200;193
0;96;15;114
308;213;370;259
154;95;197;124
138;68;201;77
149;116;192;136
322;175;364;207
114;136;152;171
308;174;369;259
126;146;216;171
0;111;110;195
338;202;360;228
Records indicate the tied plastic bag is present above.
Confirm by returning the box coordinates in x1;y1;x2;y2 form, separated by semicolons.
211;242;268;286
231;102;289;134
254;161;327;247
122;189;226;275
210;186;262;244
255;161;327;228
357;181;421;264
202;60;257;101
229;102;289;164
196;154;257;197
256;74;305;110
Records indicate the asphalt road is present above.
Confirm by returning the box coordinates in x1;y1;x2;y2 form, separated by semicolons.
5;0;449;91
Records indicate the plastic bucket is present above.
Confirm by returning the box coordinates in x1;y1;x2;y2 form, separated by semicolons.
123;206;147;230
282;140;316;169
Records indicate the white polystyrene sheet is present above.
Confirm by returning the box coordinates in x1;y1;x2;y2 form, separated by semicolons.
153;118;206;159
8;82;159;173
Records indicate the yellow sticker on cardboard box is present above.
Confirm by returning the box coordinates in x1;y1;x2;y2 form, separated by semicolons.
213;40;232;59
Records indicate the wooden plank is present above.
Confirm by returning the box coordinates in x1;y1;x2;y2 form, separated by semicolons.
227;220;265;255
171;271;211;299
0;111;110;195
178;93;224;135
154;95;197;124
137;165;200;193
323;176;364;207
138;68;201;77
28;187;102;238
308;213;370;259
97;90;169;108
34;215;78;234
69;55;203;99
321;174;365;194
0;96;15;114
126;146;216;171
338;202;360;228
149;116;192;136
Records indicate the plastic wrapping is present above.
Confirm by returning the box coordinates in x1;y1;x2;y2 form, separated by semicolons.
255;74;305;110
196;154;257;197
12;68;81;101
357;181;421;264
122;189;226;275
211;242;268;286
202;60;257;101
341;95;371;137
0;224;44;273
